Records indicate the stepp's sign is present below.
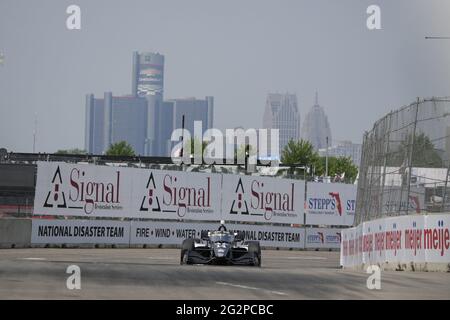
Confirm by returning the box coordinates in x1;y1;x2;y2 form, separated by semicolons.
305;182;356;226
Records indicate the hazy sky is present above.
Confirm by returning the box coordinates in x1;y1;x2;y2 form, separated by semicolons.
1;0;450;152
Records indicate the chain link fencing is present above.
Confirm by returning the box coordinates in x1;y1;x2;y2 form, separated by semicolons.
355;97;450;225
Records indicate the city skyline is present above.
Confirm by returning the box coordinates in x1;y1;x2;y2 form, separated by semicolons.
85;51;214;157
1;1;450;153
263;92;301;155
301;92;333;150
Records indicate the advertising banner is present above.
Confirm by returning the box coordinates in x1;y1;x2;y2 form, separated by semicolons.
32;218;306;248
340;214;450;267
304;228;342;249
130;169;222;221
130;221;305;248
33;162;222;221
305;182;356;226
380;186;425;215
31;218;130;244
221;175;305;224
33;162;133;218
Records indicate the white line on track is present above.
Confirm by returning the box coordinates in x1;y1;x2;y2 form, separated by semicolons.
216;281;287;296
20;258;47;261
285;256;327;260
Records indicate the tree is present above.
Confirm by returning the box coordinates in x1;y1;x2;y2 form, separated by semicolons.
183;138;209;157
235;143;256;164
281;139;320;176
55;148;86;155
387;132;443;168
106;141;135;156
316;156;358;183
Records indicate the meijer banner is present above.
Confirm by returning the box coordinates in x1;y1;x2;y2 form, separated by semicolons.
221;175;305;224
33;162;222;221
305;182;356;226
340;214;450;268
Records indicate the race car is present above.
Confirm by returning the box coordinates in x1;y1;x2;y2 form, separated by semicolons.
180;222;261;266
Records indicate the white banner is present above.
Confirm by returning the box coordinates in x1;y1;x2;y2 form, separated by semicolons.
33;162;222;221
130;169;222;221
305;228;342;249
305;182;356;226
31;219;305;248
221;175;305;224
130;221;305;248
31;218;130;244
340;214;450;267
33;162;133;217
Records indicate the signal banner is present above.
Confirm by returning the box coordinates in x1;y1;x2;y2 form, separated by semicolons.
340;214;450;268
130;221;305;248
33;162;222;221
305;182;356;226
305;228;342;249
221;175;305;224
31;218;130;244
130;169;222;221
33;161;133;217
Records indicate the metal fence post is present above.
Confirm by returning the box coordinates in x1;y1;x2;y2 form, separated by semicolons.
405;98;420;215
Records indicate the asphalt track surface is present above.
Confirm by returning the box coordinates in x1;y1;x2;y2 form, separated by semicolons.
0;248;449;299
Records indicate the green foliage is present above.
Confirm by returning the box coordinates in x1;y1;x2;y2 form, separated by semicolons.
184;138;209;157
316;156;358;183
106;141;135;156
281;139;319;166
281;139;319;176
235;144;256;162
55;148;86;155
281;139;358;182
387;132;443;168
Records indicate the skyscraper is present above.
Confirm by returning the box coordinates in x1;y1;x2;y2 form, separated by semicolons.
263;93;301;154
132;52;164;97
85;92;148;155
301;92;332;150
168;97;214;155
144;96;214;157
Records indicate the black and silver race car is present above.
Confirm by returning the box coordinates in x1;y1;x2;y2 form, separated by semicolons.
180;222;261;266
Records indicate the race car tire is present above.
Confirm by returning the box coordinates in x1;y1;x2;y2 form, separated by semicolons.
246;241;261;267
180;238;195;265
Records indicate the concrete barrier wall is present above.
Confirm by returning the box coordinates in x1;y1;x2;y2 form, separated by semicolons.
0;218;31;248
340;214;450;272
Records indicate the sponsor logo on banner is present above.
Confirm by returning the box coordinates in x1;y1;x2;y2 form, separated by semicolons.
307;232;324;244
308;192;355;217
222;175;303;224
135;170;217;219
131;221;305;248
34;162;221;220
228;177;294;220
381;186;425;214
42;164;122;215
31;219;130;244
384;195;421;213
305;229;342;248
305;182;356;226
340;215;450;268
